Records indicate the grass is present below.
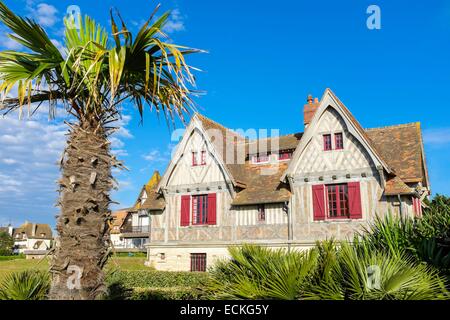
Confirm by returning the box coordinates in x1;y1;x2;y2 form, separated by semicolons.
0;255;149;281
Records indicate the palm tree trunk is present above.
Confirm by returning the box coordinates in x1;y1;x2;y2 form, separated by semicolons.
48;122;113;300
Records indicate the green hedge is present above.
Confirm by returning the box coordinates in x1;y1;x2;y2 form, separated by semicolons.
106;270;210;289
112;252;146;258
129;287;205;300
0;254;25;261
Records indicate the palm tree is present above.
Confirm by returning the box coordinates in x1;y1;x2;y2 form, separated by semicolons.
0;2;200;300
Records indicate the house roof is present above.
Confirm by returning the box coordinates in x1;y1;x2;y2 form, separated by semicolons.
231;162;291;205
139;91;428;207
12;222;52;240
136;171;166;211
384;176;415;196
366;122;426;184
110;209;130;234
195;113;427;203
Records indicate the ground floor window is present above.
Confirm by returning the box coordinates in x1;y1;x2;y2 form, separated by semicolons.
192;195;209;225
327;184;349;218
257;204;266;222
190;253;207;272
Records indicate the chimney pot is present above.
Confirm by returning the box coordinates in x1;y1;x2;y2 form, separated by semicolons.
303;94;320;128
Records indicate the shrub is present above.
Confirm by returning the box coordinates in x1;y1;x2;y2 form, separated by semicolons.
129;287;205;300
105;270;209;289
0;231;14;256
206;243;449;300
0;254;25;261
112;252;146;258
207;244;319;300
0;270;50;300
305;242;449;300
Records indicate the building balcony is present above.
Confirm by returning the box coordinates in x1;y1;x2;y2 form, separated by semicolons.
120;225;151;238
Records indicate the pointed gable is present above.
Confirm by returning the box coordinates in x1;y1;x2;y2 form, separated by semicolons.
283;88;393;181
158;113;239;192
135;171;165;211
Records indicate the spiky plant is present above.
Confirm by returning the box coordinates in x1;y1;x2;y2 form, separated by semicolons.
0;2;200;299
0;270;50;300
207;244;319;300
305;242;448;300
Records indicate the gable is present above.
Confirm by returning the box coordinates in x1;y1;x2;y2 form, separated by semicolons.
158;115;237;193
294;107;375;175
166;128;230;186
283;88;392;181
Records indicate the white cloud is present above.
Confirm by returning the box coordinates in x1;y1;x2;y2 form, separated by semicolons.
0;116;66;225
33;3;59;27
143;149;163;162
2;159;19;165
0;112;135;227
163;9;185;33
423;128;450;145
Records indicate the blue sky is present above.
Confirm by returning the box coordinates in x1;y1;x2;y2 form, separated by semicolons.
0;0;449;227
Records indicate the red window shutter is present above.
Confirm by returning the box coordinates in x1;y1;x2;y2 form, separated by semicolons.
181;195;191;226
207;193;217;225
348;182;362;219
312;185;326;221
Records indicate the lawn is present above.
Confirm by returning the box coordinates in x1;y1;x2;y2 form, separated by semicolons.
0;255;149;280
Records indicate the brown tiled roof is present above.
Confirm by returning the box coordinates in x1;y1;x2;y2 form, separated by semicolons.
13;223;52;240
366;123;424;184
197;114;294;204
111;209;129;234
384;176;415;196
231;162;291;205
195;110;427;201
246;133;303;155
137;171;166;211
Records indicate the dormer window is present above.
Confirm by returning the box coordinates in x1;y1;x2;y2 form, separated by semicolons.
335;133;344;150
192;151;206;167
201;150;207;166
323;134;332;151
192;152;198;166
252;154;270;164
279;151;293;161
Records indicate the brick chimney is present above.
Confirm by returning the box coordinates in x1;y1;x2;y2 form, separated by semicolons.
303;94;320;128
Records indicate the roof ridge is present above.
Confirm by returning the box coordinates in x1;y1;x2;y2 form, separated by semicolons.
246;132;304;143
366;122;420;131
196;112;243;137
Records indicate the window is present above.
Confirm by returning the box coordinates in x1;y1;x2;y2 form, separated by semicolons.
192;195;209;225
257;204;266;222
201;150;207;165
191;253;207;272
192;152;198;166
252;154;270;164
335;133;344;150
326;184;349;218
279;151;293;161
323;134;332;151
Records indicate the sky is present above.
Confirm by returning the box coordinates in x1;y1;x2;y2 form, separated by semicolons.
0;0;449;228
